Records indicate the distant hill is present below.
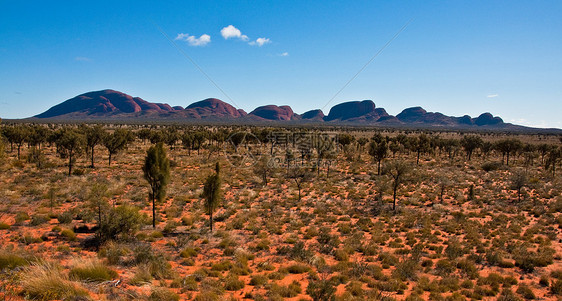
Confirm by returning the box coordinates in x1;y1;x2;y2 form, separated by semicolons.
30;89;558;132
35;89;176;118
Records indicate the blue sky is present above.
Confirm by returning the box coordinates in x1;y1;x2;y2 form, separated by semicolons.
1;1;561;128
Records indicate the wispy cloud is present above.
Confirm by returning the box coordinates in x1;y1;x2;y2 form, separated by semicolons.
75;56;91;62
249;37;271;47
487;94;499;98
175;33;211;46
279;52;289;57
220;25;249;41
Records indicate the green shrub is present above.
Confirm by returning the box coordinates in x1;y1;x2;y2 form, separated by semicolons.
393;259;419;281
149;287;180;301
0;250;30;270
30;214;50;226
180;247;198;258
0;222;11;230
224;275;245;291
250;274;268;287
57;210;73;224
307;279;336;301
286;263;311;274
516;284;535;299
15;211;30;224
21;262;89;300
133;244;172;279
130;264;153;285
98;204;144;243
69;259;118;282
60;229;77;241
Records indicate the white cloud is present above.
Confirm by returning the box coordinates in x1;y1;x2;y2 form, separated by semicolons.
175;33;211;46
249;37;271;47
487;94;499;98
220;25;249;41
75;56;91;62
280;52;289;56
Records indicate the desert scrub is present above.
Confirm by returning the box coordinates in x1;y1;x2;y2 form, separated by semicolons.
149;286;180;301
133;244;173;279
60;228;77;241
98;241;130;265
69;258;118;282
224;275;245;291
21;261;89;300
0;249;31;270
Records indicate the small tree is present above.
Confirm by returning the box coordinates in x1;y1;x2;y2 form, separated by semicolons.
369;140;388;175
495;138;523;166
55;128;85;176
460;135;483;161
510;170;528;202
287;166;313;201
202;162;221;232
103;129;134;166
87;182;111;229
84;125;106;168
4;125;28;160
253;155;274;185
437;176;451;203
143;142;170;228
383;160;411;211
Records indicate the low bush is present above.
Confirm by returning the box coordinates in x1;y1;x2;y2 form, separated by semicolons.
149;287;180;301
69;259;118;282
21;262;89;300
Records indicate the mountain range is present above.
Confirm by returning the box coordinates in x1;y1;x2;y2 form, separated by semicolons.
30;89;531;130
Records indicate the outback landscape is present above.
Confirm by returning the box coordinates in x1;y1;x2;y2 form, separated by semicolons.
2;2;562;300
0;114;561;300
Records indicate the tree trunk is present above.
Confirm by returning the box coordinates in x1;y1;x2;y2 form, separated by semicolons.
377;160;381;175
68;152;73;176
416;151;420;165
152;194;156;228
17;145;21;160
393;185;397;211
91;146;95;168
209;210;213;232
108;153;112;166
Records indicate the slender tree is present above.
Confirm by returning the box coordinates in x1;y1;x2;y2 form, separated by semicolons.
510;170;528;202
103;129;134;166
202;162;221;232
84;125;106;168
55;128;85;176
383;160;411;211
143;142;170;228
287;166;313;201
495;138;523;166
87;182;111;229
369;140;388;175
460;135;483;161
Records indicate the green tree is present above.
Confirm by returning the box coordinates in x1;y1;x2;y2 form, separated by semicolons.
84;125;106;168
460;135;483;161
103;129;134;166
143;142;170;228
510;170;528;202
202;162;221;232
287;166;313;201
55;128;85;176
411;134;431;165
545;146;561;177
87;182;111;229
4;125;28;160
383;160;411;211
495;138;523;166
369;140;388;175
